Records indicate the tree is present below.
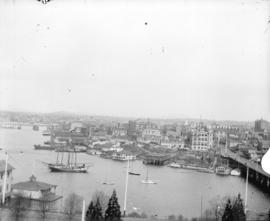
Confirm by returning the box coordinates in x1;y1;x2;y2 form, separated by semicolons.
85;201;95;221
39;192;54;219
64;193;83;221
86;198;103;221
92;191;110;216
222;199;233;221
92;198;103;221
232;194;246;221
9;194;30;220
105;190;121;221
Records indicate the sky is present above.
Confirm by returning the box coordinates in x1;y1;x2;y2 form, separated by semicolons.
0;0;270;121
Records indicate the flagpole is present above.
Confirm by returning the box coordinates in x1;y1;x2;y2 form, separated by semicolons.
123;159;129;216
81;199;85;221
2;152;8;204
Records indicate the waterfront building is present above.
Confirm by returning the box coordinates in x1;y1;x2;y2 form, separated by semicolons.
0;160;14;201
12;175;60;202
255;119;270;132
191;127;213;151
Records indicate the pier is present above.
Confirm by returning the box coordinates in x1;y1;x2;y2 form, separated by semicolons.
142;153;173;166
221;150;270;193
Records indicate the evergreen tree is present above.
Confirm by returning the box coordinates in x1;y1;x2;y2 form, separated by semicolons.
222;199;233;221
105;190;121;221
86;201;95;221
232;194;246;221
92;198;103;221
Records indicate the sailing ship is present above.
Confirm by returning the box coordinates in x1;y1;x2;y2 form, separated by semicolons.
141;167;157;184
47;146;88;173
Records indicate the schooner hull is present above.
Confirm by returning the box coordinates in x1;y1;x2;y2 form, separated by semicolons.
48;165;88;173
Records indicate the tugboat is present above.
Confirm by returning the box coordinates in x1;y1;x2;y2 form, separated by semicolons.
112;153;136;161
215;166;231;176
46;145;88;173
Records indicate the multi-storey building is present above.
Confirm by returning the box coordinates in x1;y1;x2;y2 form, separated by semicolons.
127;120;137;140
191;128;213;151
255;119;270;133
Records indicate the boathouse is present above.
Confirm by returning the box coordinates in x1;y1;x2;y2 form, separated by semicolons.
142;153;171;166
12;175;61;202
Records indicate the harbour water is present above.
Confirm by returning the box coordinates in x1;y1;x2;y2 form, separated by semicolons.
0;127;269;218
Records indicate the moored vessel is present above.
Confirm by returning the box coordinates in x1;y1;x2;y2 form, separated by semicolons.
230;168;241;176
46;145;89;173
141;167;157;184
168;162;181;168
112;153;136;161
215;166;231;176
42;130;51;136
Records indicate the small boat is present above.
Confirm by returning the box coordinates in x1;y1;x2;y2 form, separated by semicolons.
169;162;181;168
128;161;140;176
129;172;140;176
141;167;157;184
141;179;157;184
215;166;231;176
102;181;115;185
34;144;54;150
42;130;51;136
230;168;241;176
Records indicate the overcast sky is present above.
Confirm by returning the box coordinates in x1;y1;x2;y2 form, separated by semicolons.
0;0;269;121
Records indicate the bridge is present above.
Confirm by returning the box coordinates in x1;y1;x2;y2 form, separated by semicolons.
220;150;270;193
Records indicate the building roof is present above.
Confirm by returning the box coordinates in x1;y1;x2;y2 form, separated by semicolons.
0;160;14;173
12;175;56;192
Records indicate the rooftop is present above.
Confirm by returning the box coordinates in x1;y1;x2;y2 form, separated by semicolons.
0;160;14;173
12;175;56;192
